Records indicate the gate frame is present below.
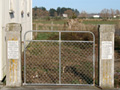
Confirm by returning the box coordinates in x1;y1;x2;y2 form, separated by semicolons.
23;30;95;86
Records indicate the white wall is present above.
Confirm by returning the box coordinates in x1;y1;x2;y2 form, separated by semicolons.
0;0;3;81
2;0;32;40
0;0;32;81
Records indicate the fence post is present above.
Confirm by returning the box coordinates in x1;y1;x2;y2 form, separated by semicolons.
99;25;115;88
6;23;22;87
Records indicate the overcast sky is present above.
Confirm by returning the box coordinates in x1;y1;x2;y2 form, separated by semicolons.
33;0;120;13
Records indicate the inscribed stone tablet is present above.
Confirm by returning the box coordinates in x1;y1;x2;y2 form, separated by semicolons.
8;41;19;59
102;41;113;59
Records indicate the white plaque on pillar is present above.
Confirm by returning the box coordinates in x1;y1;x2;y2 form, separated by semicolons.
8;41;19;59
102;41;113;59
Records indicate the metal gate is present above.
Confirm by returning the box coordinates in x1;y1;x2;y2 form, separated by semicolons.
23;30;95;86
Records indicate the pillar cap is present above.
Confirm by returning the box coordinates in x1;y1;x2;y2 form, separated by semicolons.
99;24;115;33
6;23;22;32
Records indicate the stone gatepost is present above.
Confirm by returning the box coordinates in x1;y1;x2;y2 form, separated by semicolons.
99;25;115;88
6;23;22;87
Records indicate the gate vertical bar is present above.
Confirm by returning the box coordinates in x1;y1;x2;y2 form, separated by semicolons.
93;35;95;85
59;31;61;84
24;33;26;85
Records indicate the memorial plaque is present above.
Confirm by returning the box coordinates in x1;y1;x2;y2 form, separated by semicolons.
8;41;19;59
102;41;113;59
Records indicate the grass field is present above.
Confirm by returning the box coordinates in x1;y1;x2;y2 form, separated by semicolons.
36;32;59;40
83;20;119;24
33;19;66;25
33;19;120;32
33;18;120;25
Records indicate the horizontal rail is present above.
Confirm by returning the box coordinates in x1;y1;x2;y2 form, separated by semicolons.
24;30;95;42
25;40;94;43
23;83;94;86
28;30;94;33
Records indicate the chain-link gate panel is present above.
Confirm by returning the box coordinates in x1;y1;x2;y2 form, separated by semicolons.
23;31;95;86
25;41;59;84
61;42;94;84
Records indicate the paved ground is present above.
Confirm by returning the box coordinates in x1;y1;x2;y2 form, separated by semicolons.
0;86;120;90
0;86;99;90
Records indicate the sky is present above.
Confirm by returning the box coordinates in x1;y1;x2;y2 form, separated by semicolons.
32;0;120;13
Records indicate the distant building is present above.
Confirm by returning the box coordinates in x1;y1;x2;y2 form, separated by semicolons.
113;16;117;18
78;13;101;18
63;14;68;18
93;15;100;18
0;0;32;82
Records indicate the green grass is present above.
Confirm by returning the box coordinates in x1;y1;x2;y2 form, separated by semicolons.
33;19;120;25
33;20;65;25
83;20;118;24
116;69;120;73
38;26;43;30
42;69;49;72
36;32;59;40
53;20;66;24
32;67;37;71
37;26;63;30
71;80;80;84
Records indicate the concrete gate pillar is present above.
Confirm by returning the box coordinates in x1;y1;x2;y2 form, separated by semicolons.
6;23;22;87
99;25;115;88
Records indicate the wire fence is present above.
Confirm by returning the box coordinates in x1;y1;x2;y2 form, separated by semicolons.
23;31;95;85
115;50;120;88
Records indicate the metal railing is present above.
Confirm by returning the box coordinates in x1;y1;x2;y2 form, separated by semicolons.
23;30;95;86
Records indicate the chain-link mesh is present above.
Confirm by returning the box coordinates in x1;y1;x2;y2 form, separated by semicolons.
24;31;95;85
115;50;120;87
61;42;93;84
25;42;59;84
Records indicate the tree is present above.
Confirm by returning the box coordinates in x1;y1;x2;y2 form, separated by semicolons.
33;6;49;18
80;11;88;18
39;9;49;17
57;7;61;16
110;9;115;18
32;8;40;19
74;9;79;16
116;9;120;15
49;8;57;17
33;6;80;18
64;10;75;17
34;6;38;11
38;7;46;11
61;7;67;15
100;9;110;18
